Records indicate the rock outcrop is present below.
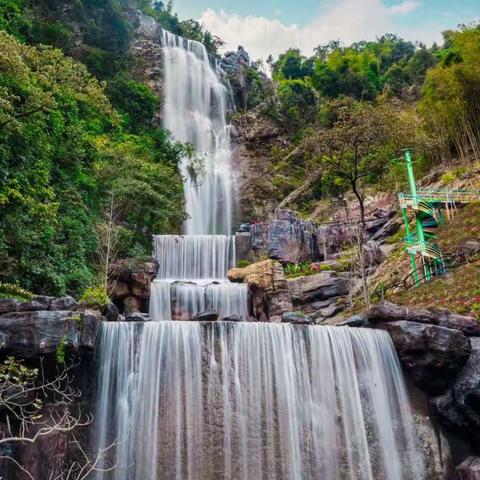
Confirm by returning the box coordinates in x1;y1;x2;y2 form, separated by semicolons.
220;46;251;73
432;338;480;449
0;296;103;357
249;210;319;263
109;257;159;314
228;260;293;322
236;209;398;265
281;312;312;325
363;301;480;461
456;457;480;479
287;272;349;322
386;321;471;394
368;301;480;336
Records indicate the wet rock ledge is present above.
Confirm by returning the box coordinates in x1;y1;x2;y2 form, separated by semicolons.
350;300;480;473
0;296;104;358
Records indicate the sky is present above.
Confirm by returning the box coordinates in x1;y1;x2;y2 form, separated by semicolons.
172;0;480;61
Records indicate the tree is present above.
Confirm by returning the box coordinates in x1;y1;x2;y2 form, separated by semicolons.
0;357;118;479
420;24;480;164
272;49;313;81
275;79;317;133
317;102;391;308
96;192;122;294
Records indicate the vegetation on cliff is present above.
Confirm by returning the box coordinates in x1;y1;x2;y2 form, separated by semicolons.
0;8;189;297
238;24;480;220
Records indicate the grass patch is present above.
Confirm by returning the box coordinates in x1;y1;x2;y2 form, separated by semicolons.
388;260;480;317
436;203;480;253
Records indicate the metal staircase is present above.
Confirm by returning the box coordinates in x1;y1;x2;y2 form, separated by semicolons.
397;150;480;286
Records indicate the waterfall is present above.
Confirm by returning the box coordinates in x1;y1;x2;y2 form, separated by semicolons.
161;29;235;235
153;235;236;280
147;29;247;321
93;322;425;480
149;281;248;321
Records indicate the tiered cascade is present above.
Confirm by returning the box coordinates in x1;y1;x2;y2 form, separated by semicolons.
148;30;247;321
149;235;248;320
92;27;426;480
94;322;425;480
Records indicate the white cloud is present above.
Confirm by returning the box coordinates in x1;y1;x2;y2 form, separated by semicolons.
199;0;428;61
388;1;421;15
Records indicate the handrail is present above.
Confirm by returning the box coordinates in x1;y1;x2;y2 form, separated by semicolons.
399;190;480;206
377;249;479;296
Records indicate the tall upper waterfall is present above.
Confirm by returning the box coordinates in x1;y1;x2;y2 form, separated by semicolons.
93;322;425;480
161;29;236;235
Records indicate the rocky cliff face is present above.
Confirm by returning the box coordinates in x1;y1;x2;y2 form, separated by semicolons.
355;301;480;476
0;296;107;479
236;208;398;264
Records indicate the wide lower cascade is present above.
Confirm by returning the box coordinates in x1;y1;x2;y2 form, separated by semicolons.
93;322;425;480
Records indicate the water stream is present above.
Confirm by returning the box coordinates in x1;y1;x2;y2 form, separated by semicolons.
94;322;425;480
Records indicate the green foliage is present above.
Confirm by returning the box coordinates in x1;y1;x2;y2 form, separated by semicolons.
420;25;480;163
284;262;315;279
106;74;159;131
0;282;33;301
0;356;39;389
236;259;252;268
80;285;109;310
272;49;314;81
56;337;67;364
0;0;30;39
471;302;480;321
275;79;317;132
0;32;185;296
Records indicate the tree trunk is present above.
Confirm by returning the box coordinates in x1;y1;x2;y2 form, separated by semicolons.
352;180;370;309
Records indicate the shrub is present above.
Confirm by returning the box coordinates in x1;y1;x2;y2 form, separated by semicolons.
0;283;33;301
106;74;159;131
441;171;456;185
56;337;67;364
471;302;480;321
284;262;315;278
80;285;109;310
236;259;252;268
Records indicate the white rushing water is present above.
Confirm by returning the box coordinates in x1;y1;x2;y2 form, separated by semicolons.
93;322;425;480
153;235;236;280
161;29;236;235
148;30;247;321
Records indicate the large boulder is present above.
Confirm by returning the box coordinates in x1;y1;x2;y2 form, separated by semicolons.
282;312;312;325
0;309;102;357
0;295;77;313
432;338;480;448
0;298;21;314
386;321;471;395
368;301;480;336
109;257;159;313
287;272;349;322
250;210;319;264
229;260;293;322
191;311;219;322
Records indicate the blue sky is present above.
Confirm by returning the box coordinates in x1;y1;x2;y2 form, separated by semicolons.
172;0;480;60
